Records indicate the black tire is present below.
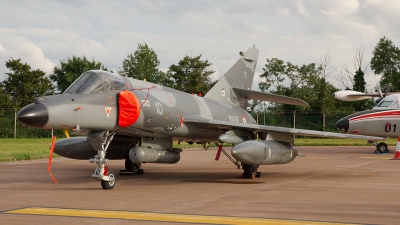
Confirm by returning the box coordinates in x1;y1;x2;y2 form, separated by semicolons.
125;158;142;174
242;164;259;178
376;142;388;153
125;158;133;171
132;163;141;174
251;165;259;175
101;169;116;190
242;164;251;174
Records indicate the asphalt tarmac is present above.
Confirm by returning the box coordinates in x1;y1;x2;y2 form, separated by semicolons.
1;146;399;225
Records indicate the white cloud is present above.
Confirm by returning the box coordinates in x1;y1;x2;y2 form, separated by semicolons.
0;33;56;80
17;43;56;74
0;42;6;52
321;0;359;18
296;0;309;17
276;6;290;17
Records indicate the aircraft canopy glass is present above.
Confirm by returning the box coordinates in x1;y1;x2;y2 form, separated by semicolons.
64;71;127;94
377;100;393;107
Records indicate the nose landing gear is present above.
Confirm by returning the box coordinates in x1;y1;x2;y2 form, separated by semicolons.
88;131;117;189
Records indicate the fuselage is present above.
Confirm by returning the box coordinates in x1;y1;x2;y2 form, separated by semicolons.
17;70;256;143
336;94;400;138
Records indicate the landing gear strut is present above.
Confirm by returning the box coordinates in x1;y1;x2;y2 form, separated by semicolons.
88;131;116;189
214;144;261;179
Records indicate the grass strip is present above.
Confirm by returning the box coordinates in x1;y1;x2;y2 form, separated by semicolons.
0;137;397;162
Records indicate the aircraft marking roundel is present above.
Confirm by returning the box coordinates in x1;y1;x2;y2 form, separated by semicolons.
118;91;140;128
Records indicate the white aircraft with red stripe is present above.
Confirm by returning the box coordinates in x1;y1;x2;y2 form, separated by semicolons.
334;84;400;153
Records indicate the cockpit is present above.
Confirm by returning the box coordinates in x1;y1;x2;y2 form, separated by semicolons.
374;95;400;109
64;70;130;94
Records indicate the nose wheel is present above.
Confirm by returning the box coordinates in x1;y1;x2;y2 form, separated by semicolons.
101;169;116;189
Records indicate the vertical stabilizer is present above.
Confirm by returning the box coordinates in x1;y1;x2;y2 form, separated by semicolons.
204;47;259;108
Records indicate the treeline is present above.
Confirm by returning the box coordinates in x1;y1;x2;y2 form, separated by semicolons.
1;37;400;116
254;36;400;115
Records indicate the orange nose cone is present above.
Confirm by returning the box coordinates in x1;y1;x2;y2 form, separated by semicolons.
118;91;140;128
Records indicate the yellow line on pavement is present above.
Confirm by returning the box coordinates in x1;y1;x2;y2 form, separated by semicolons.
358;156;392;159
4;207;358;225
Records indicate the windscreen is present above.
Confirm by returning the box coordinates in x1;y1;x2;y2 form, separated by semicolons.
377;100;393;107
64;71;127;94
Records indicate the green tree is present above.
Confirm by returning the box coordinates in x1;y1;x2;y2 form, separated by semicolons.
259;58;286;92
353;67;366;92
307;77;339;113
1;58;55;107
50;55;106;93
159;70;174;88
351;67;374;111
0;88;13;108
119;43;168;85
258;58;345;131
259;58;335;112
370;36;400;91
258;57;359;115
169;55;215;94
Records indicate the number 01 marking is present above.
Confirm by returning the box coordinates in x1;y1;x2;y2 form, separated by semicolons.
385;122;397;132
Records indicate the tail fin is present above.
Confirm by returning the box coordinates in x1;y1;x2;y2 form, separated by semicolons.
205;46;259;108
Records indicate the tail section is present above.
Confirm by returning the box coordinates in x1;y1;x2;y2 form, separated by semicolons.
205;46;259;108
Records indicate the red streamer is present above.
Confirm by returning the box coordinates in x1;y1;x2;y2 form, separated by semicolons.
215;145;223;161
48;136;58;184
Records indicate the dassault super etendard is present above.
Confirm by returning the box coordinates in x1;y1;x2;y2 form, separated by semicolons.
17;46;384;189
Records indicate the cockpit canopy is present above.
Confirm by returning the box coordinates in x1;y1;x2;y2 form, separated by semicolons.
374;94;400;109
64;70;129;94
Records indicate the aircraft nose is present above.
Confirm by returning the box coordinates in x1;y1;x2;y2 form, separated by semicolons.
336;118;349;133
17;103;49;128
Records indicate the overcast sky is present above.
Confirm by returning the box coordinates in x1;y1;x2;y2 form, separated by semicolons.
1;0;399;91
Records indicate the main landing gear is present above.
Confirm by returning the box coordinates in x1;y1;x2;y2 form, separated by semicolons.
237;164;261;179
120;157;144;175
374;142;391;154
88;131;117;189
214;144;261;179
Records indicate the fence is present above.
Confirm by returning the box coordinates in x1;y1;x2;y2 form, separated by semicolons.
252;110;353;132
0;108;64;138
0;108;354;138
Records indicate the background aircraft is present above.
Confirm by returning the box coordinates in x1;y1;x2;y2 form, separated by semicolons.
17;47;384;189
334;84;400;153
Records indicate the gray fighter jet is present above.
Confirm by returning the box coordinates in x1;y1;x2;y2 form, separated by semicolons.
17;46;384;189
